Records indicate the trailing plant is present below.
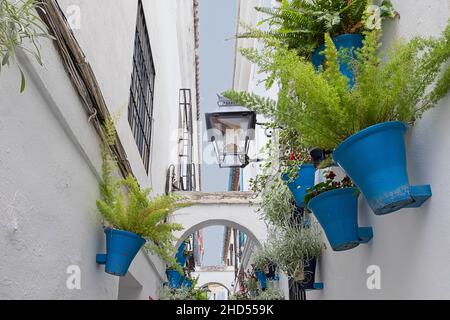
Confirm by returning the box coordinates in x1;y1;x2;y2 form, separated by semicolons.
229;292;249;300
269;223;324;281
256;175;295;228
159;277;208;300
304;170;356;207
226;22;450;151
251;285;284;300
96;118;187;268
237;0;398;59
252;244;276;273
0;0;53;92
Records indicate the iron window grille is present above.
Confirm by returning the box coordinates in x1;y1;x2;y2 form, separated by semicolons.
128;0;155;173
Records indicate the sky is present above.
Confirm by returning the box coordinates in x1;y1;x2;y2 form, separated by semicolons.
198;0;238;266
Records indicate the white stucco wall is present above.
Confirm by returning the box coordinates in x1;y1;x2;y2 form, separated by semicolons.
308;0;450;300
0;0;197;299
237;0;450;299
192;267;235;292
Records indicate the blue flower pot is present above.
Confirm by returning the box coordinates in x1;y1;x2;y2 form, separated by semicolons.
255;270;267;289
96;228;146;276
333;121;432;215
182;278;193;289
282;164;316;207
166;269;183;289
176;242;189;266
312;33;364;87
308;187;370;251
300;258;317;290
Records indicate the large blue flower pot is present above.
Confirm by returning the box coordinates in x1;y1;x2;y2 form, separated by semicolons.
282;164;316;207
333;121;432;215
308;187;373;251
312;33;364;87
96;228;146;276
166;269;183;289
255;270;267;290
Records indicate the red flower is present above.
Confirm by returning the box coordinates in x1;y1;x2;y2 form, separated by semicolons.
342;176;352;186
325;171;336;180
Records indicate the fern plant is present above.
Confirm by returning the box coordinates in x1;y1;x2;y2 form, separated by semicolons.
0;0;53;92
226;22;450;151
237;0;398;59
96;118;187;267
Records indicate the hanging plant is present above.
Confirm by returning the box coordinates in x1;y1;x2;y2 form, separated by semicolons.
0;0;53;92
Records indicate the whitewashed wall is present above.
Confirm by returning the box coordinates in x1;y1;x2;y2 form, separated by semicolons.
0;0;198;299
236;0;450;299
308;0;450;300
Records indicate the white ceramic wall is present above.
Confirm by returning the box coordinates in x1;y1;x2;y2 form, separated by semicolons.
0;0;197;299
238;0;450;299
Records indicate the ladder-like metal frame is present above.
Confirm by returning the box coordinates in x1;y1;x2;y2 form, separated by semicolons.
178;89;196;191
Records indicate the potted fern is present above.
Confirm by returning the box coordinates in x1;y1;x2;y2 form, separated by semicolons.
96;120;186;276
226;22;450;216
238;0;398;85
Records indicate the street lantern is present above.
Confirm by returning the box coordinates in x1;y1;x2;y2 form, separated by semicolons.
205;95;257;168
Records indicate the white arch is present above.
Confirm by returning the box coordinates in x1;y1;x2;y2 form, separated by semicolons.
170;192;267;248
192;266;236;293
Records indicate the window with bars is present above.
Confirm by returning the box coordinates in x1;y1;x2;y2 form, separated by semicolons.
128;0;155;173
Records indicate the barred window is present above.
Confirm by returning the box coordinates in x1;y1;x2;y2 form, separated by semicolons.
128;0;155;173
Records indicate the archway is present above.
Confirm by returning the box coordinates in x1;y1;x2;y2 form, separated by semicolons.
201;282;231;300
167;192;267;297
170;192;267;248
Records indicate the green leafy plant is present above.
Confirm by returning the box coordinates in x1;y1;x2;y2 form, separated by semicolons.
0;0;53;92
158;278;208;300
251;284;284;300
304;170;356;207
227;23;450;151
268;224;324;281
237;0;398;59
252;244;277;273
96;118;187;267
256;175;295;228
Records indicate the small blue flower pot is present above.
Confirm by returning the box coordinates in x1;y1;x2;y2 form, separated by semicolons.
96;228;146;276
312;33;364;87
300;258;317;290
308;187;373;251
176;242;189;266
333;121;432;215
255;270;267;289
182;278;193;289
282;164;316;207
166;269;183;289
